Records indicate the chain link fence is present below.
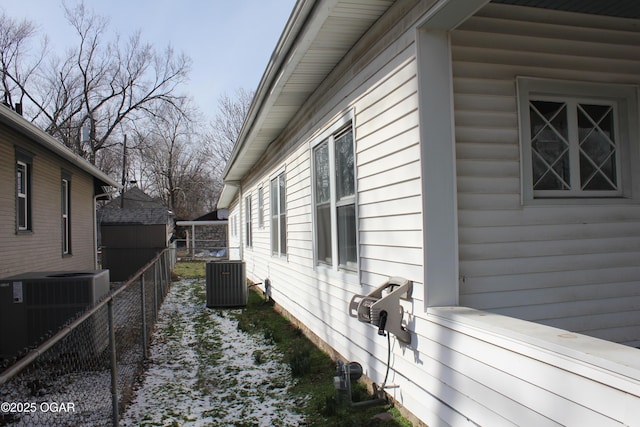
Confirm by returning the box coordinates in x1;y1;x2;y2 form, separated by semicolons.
175;238;228;259
0;249;174;427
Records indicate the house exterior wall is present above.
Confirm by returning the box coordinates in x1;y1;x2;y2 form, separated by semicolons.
0;122;97;277
229;0;426;409
225;2;640;425
452;3;640;346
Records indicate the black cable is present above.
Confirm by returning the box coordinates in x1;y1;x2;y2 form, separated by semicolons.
382;331;391;388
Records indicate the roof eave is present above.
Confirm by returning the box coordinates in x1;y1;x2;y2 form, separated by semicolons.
221;0;320;184
0;106;121;190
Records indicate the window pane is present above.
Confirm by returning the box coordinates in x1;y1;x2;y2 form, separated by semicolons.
271;174;286;255
63;218;69;254
18;198;26;229
62;179;70;254
245;196;252;247
530;101;570;190
271;178;278;215
17;165;25;194
17;162;28;230
314;142;330;204
258;187;264;228
335;128;354;200
578;104;617;191
279;213;286;256
271;216;278;254
316;203;332;265
279;174;286;213
337;204;356;268
271;178;278;254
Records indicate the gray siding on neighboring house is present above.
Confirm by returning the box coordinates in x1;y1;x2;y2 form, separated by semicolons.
0;123;97;277
453;3;640;345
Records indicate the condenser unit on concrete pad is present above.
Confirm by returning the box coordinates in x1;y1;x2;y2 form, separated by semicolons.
0;270;110;360
206;261;247;308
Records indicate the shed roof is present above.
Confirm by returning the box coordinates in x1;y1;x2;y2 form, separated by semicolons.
99;187;173;225
103;187;167;210
99;208;172;226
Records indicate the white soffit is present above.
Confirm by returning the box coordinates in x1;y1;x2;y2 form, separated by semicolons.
223;0;396;183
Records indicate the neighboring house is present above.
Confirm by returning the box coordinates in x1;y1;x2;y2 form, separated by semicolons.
98;187;174;281
217;0;640;425
0;105;120;278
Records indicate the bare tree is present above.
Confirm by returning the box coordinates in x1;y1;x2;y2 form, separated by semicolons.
2;1;192;165
136;100;216;219
206;88;254;177
0;12;47;110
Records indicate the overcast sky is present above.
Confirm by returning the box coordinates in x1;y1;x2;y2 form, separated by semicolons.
0;0;296;120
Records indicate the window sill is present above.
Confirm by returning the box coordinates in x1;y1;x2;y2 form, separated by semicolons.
523;196;640;207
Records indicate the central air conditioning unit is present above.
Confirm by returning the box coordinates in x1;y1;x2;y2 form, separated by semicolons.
0;270;110;360
349;277;412;344
206;261;247;308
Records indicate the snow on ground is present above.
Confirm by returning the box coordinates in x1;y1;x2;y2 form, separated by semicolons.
120;278;306;426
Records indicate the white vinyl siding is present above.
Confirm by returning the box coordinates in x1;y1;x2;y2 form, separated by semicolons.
453;3;640;345
226;2;640;426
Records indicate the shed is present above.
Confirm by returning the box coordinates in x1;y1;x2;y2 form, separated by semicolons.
98;187;173;281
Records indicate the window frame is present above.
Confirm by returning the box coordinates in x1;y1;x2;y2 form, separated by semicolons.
245;194;252;248
517;77;639;204
270;170;286;257
311;113;358;272
15;150;33;233
62;171;72;255
257;185;264;229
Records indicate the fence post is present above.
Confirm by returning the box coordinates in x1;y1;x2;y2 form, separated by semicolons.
140;275;148;359
161;251;167;296
108;299;119;427
153;259;160;321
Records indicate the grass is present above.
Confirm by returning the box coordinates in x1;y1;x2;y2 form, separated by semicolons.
173;262;412;427
173;261;206;278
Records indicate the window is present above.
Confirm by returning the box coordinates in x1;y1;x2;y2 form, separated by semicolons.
245;195;252;248
231;215;237;238
518;78;637;201
270;172;286;256
16;151;33;232
62;172;72;255
313;123;357;270
257;186;264;228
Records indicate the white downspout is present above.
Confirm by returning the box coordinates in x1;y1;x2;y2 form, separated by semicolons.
238;184;244;260
94;192;110;270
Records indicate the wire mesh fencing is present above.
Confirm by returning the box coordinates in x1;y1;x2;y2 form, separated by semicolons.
0;249;174;427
